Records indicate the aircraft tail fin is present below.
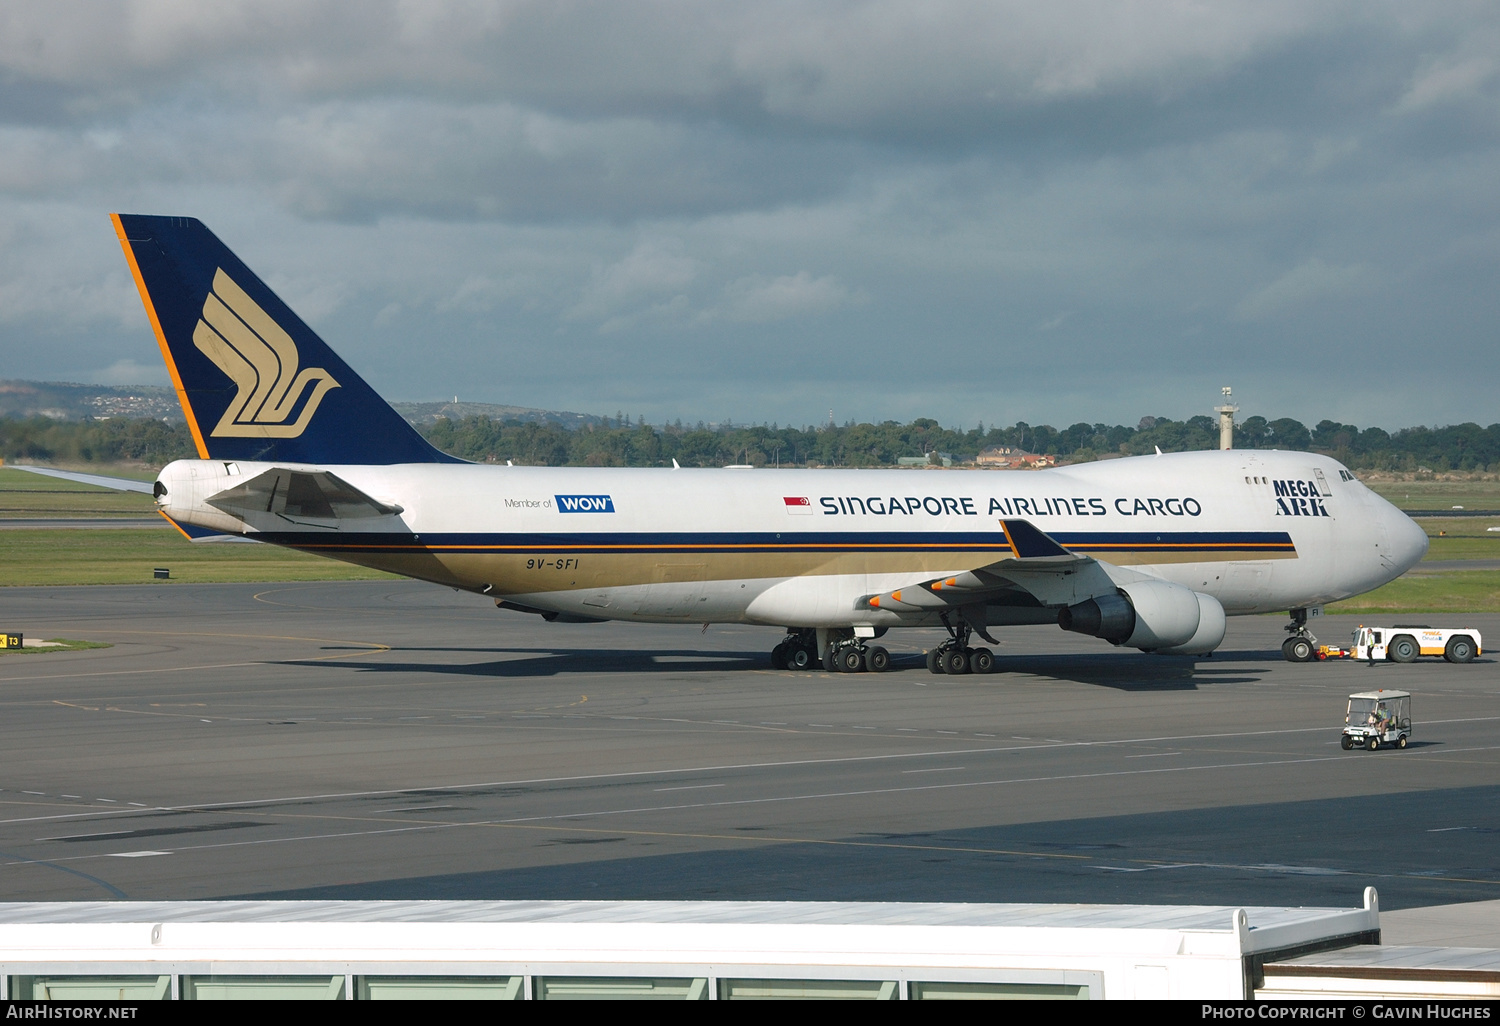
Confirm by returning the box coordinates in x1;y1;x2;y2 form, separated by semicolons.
111;213;461;465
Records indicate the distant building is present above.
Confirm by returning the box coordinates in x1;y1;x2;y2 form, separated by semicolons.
896;451;953;468
977;447;1055;469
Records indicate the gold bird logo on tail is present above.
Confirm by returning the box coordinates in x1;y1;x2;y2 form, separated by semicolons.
193;269;340;437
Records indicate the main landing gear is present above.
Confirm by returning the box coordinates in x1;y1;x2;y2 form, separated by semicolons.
771;628;891;673
1281;607;1317;663
926;611;996;675
771;629;817;671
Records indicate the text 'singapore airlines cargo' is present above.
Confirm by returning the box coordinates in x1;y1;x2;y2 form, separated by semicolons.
113;214;1428;674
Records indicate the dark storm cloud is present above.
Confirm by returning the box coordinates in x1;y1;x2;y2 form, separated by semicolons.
0;2;1496;429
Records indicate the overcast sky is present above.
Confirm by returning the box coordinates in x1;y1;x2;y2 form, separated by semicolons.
1;1;1496;430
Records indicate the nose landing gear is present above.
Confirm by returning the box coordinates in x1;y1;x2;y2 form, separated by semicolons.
1282;607;1318;662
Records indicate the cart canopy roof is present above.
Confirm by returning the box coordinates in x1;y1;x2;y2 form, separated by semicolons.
1349;690;1411;700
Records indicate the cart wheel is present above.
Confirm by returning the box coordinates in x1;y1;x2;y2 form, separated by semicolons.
1340;735;1353;750
1398;735;1407;749
1367;736;1379;751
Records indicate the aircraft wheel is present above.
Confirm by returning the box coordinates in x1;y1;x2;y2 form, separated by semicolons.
1398;735;1408;749
866;646;891;673
771;642;789;670
1340;735;1354;750
942;649;970;675
824;647;840;672
1367;736;1379;751
787;646;812;671
838;647;865;673
1389;635;1418;663
926;649;944;674
1445;636;1476;663
970;647;995;674
1285;637;1314;662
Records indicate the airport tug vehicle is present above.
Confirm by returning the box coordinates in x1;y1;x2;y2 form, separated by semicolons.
1351;625;1481;663
1342;689;1411;751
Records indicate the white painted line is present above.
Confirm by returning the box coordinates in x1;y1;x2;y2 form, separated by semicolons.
0;661;263;683
106;851;171;858
381;805;457;814
652;784;726;792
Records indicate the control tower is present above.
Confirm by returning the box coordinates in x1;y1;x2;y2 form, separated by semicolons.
1214;386;1238;450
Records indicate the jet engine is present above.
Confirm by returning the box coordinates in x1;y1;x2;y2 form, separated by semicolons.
1059;580;1226;654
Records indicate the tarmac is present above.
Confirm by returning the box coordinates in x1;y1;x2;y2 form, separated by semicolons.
0;580;1496;920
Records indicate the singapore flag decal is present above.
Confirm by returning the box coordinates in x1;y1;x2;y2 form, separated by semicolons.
783;496;813;515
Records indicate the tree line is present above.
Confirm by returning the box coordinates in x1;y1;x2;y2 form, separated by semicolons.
3;412;1498;472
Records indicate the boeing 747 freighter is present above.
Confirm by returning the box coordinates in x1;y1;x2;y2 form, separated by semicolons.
111;214;1428;673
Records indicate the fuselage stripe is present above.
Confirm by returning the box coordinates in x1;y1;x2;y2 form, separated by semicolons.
252;530;1296;556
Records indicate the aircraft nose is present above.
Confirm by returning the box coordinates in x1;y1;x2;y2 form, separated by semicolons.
1387;506;1429;575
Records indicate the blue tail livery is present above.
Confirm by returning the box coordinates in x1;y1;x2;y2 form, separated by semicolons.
112;214;460;465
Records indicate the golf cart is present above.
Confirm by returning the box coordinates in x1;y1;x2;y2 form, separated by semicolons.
1341;689;1411;751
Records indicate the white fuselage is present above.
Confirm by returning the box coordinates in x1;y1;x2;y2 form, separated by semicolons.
156;448;1427;629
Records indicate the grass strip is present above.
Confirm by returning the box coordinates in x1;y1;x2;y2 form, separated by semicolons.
1327;570;1500;615
0;639;113;655
0;529;396;586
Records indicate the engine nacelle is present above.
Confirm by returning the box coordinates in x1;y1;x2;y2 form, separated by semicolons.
1118;579;1203;650
1057;592;1135;643
1059;581;1226;654
1153;590;1226;655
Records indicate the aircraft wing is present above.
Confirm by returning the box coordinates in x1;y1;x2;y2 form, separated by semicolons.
6;464;157;494
868;519;1130;616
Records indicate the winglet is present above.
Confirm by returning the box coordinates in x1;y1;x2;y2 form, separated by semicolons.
999;519;1074;559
